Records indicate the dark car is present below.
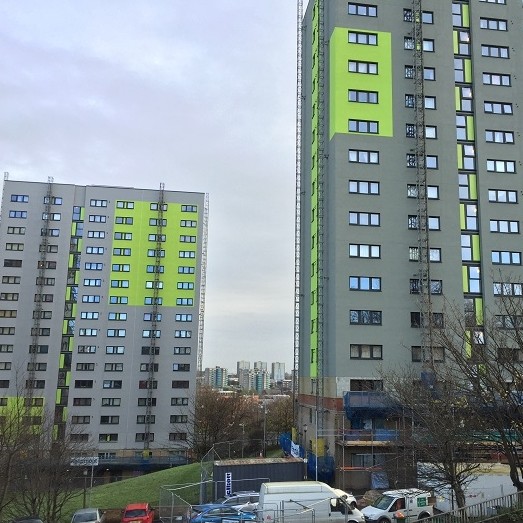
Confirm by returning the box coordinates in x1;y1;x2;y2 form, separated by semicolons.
11;517;44;523
189;505;256;523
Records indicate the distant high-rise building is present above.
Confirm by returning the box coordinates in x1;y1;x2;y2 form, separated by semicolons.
271;362;285;382
203;366;228;389
236;360;250;374
297;0;523;485
254;361;267;371
0;178;208;473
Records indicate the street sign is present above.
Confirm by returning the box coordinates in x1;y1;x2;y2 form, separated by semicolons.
71;456;99;467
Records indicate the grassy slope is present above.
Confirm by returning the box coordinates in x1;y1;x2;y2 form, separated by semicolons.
63;463;201;521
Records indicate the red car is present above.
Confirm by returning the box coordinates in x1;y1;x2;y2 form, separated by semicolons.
121;503;154;523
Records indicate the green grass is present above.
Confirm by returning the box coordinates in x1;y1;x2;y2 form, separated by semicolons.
63;462;201;521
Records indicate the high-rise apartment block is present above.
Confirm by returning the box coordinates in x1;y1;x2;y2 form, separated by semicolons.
271;362;286;382
203;366;228;389
297;0;522;485
0;178;207;471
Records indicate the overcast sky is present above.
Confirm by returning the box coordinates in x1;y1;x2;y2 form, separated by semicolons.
0;2;298;371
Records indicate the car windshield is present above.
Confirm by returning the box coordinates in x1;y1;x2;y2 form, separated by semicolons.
74;513;98;522
125;509;146;518
372;495;394;510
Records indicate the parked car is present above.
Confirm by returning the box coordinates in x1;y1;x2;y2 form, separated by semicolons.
190;505;257;523
214;491;259;512
11;517;43;523
71;508;104;523
121;503;155;523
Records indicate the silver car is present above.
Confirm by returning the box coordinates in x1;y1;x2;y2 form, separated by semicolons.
71;508;104;523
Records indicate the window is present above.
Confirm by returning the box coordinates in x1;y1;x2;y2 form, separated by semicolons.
348;3;377;16
172;381;190;389
146;265;165;273
144;297;163;305
72;416;91;424
88;215;107;223
115;216;133;225
0;345;13;353
140;363;159;372
107;329;126;337
142;329;161;338
173;363;191;372
481;45;509;59
109;296;128;304
4;259;22;268
175;330;192;338
169;432;188;441
484;101;513;115
90;199;107;207
104;363;123;371
148;248;166;257
86;246;104;254
412;346;445;363
113;248;131;256
2;276;20;284
85;262;103;270
112;264;130;272
143;313;162;322
348;60;378;74
496;315;523;329
75;380;93;389
5;243;24;251
492;251;521;265
350;344;382;359
149;218;167;226
179;235;196;243
483;73;511;86
175;314;192;322
411;312;444;328
8;210;27;218
172;397;189;406
410;279;442;295
82;295;101;303
177;282;194;290
349;120;378;134
99;434;118;442
103;380;122;389
106;345;125;354
150;202;168;211
174;347;191;355
348;31;377;45
87;230;105;238
425;126;437;139
108;312;127;321
179;251;195;258
180;220;197;227
135;433;154;442
79;328;97;336
34;294;53;302
100;416;120;424
349;276;381;291
494;282;523;296
405;65;414;79
489;189;517;203
73;398;92;406
114;232;132;240
76;363;95;371
101;398;122;408
0;293;19;301
78;345;96;353
7;226;26;235
116;200;134;209
487;159;516;173
40;227;60;237
0;310;17;318
349;212;379;226
348;90;378;104
348;150;379;164
138;397;157;406
404;37;414;50
490;220;519;233
426;156;438;169
10;194;29;202
142;346;160;355
480;0;506;3
80;311;99;320
138;380;157;389
84;278;102;287
111;279;129;288
424;67;435;81
42;212;61;221
137;415;156;424
181;205;197;212
485;130;514;144
350;310;382;325
176;298;194;306
349;244;380;258
407;185;439;199
349;180;379;195
177;266;194;274
409;247;441;262
170;415;188;423
423;39;434;52
480;18;507;31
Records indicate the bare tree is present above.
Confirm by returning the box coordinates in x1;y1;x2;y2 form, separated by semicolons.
266;396;293;444
434;292;523;492
383;366;481;508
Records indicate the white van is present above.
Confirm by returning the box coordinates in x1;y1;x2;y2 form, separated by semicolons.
257;481;363;523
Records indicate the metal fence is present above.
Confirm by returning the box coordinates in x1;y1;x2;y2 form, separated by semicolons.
422;490;523;523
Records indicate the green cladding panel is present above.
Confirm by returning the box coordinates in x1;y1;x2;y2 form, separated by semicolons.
330;27;393;138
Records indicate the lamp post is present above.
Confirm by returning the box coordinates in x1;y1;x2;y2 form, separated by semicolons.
303;423;308;480
82;469;88;508
240;423;245;458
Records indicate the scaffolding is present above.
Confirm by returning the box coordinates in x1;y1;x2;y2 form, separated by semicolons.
144;183;165;450
29;177;54;396
293;0;304;424
197;194;209;375
412;0;434;369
